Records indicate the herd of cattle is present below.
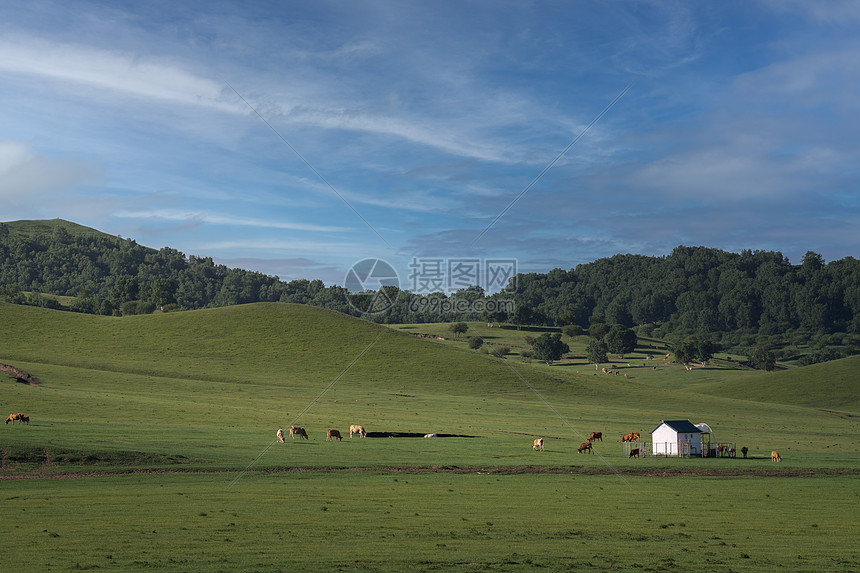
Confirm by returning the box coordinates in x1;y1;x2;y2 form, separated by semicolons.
7;413;781;462
276;424;367;443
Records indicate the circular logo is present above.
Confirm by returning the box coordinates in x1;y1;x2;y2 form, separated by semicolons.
344;258;400;314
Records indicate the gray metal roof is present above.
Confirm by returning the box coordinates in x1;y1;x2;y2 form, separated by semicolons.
651;419;703;434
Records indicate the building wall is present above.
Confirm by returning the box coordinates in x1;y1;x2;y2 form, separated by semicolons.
652;425;677;455
651;425;703;456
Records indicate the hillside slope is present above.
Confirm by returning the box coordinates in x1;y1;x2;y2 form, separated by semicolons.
689;354;860;413
0;302;551;395
2;301;859;471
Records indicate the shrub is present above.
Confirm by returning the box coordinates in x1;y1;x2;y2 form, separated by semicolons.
562;324;583;337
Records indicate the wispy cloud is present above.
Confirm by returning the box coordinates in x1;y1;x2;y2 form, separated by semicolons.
0;36;236;112
113;209;353;233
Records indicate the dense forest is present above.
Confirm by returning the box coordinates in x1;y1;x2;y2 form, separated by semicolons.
2;219;859;363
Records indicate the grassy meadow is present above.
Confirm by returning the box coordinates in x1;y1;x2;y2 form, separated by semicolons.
1;302;859;571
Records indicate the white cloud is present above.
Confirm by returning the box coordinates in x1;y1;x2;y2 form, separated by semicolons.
0;140;101;200
0;36;238;113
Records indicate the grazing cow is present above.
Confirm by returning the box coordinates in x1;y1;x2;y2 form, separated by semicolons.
728;447;736;458
621;432;640;442
289;426;309;440
629;448;640;459
533;438;544;451
276;428;285;443
741;446;749;459
327;429;343;442
5;413;23;425
424;433;437;438
587;432;603;443
716;444;728;456
350;425;367;438
578;442;593;454
771;451;781;462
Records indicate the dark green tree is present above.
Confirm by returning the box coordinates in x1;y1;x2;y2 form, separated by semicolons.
562;324;583;337
589;322;611;340
695;339;718;364
468;336;484;350
604;325;637;358
585;339;608;370
512;305;533;330
532;333;570;365
749;345;776;371
449;322;469;338
672;339;698;369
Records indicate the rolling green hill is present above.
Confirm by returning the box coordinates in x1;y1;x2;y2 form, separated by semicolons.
2;301;858;471
690;354;860;412
3;301;859;571
2;218;119;241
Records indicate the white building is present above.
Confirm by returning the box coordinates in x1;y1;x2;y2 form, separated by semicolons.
651;420;708;457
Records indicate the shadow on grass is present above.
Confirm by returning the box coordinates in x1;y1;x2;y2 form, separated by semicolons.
365;432;480;438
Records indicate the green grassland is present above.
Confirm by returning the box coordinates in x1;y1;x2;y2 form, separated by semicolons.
2;302;859;571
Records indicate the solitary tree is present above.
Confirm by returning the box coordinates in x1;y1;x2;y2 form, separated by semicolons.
532;333;570;365
449;322;469;338
749;344;776;371
672;339;698;370
586;339;608;370
696;339;718;364
604;325;637;358
468;336;484;350
562;324;583;337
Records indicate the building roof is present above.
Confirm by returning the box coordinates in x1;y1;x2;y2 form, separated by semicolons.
651;420;703;434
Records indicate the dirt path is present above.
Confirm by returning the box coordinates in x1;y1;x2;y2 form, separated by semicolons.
0;362;40;385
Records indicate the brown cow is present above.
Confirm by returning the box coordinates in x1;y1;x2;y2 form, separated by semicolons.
629;448;640;458
350;425;367;438
276;428;285;443
5;413;23;425
771;451;781;462
20;416;29;425
621;432;640;442
327;429;343;442
289;426;309;440
533;438;544;451
587;432;603;443
741;446;749;458
578;442;593;454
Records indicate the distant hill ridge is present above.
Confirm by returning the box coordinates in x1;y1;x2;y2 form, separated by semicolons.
1;219;858;366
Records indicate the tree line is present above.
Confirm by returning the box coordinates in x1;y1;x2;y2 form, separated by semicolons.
1;221;858;363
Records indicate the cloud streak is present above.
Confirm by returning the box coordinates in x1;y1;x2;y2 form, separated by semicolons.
113;209;353;233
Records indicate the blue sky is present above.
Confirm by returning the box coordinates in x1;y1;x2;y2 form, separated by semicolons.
2;1;858;291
